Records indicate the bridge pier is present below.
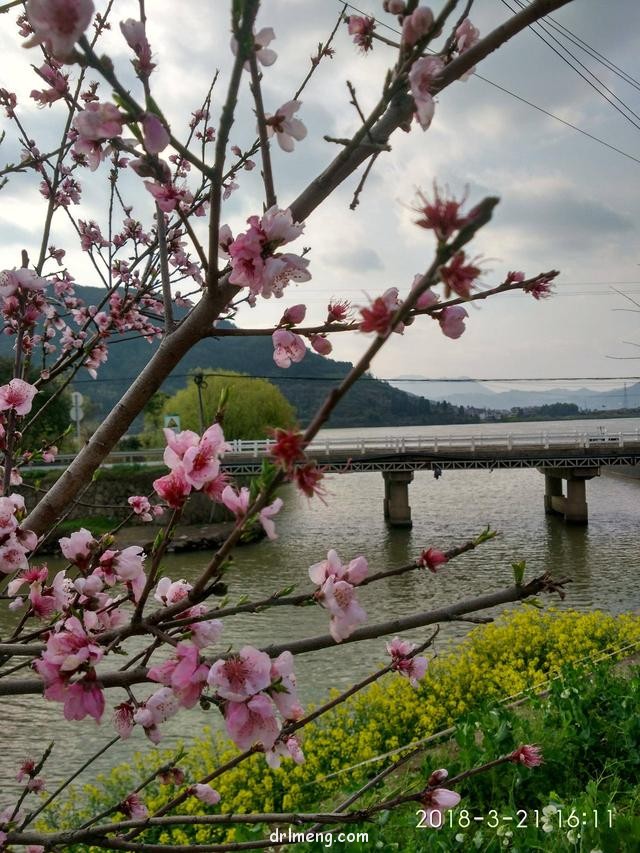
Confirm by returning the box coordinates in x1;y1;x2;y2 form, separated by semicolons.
383;471;413;528
544;472;564;516
539;467;599;525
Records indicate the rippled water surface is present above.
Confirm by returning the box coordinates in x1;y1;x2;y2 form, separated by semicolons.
2;418;639;793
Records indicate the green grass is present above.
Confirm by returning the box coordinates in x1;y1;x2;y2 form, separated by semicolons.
54;515;119;537
303;662;640;852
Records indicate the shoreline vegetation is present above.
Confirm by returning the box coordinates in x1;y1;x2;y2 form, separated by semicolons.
39;609;640;852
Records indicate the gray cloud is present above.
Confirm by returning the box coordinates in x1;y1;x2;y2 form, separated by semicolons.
326;247;384;272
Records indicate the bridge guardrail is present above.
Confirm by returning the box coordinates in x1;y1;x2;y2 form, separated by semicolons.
39;429;640;468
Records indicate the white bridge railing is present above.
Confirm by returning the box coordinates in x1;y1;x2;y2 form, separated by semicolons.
46;429;640;466
226;429;640;458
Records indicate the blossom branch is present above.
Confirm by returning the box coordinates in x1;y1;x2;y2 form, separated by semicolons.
207;0;261;288
154;204;175;332
248;53;277;209
162;535;486;629
0;572;567;697
293;5;343;100
8;749;540;849
258;572;569;658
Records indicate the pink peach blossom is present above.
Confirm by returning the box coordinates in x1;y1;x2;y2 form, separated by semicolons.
120;18;155;77
232;27;277;69
265;734;305;769
348;16;375;52
386;636;428;687
225;693;280;751
128;495;152;521
163;427;200;469
279;304;306;326
253;27;277;65
418;547;448;572
409;56;444;130
310;334;332;355
154;577;192;605
181;425;228;490
265;100;307;152
414;287;439;310
42;445;58;463
73;573;104;598
99;546;145;583
0;537;30;574
319;577;367;643
25;0;95;60
270;651;303;720
309;549;368;587
0;496;18;535
262;253;311;299
147;643;209;708
402;6;434;46
272;329;306;368
455;18;480;52
16;523;37;552
259;497;283;540
191;784;221;805
359;288;403;335
143;181;193;213
186;607;223;649
133;686;181;730
414;185;473;242
59;527;96;570
327;299;352;323
120;793;148;820
454;19;480;80
525;275;554;300
143;114;170;153
440;251;480;298
63;675;104;722
261;206;305;244
221;485;250;518
74;102;124;142
510;744;543;767
421;786;461;827
227;207;306;297
153;467;192;508
42;615;103;672
0;267;46;297
207;646;272;702
0;379;38;415
113;702;135;738
438;305;468;339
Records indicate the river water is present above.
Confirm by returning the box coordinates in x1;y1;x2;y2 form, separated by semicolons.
1;417;639;795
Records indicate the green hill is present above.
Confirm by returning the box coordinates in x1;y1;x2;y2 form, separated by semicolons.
0;287;477;430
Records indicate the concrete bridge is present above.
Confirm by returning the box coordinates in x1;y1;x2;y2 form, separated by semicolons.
225;429;640;527
71;428;640;528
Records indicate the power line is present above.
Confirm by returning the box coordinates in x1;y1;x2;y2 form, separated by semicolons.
503;0;640;131
545;12;640;93
341;1;640;167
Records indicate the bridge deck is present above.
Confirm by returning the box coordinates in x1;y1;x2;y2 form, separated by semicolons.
41;430;640;476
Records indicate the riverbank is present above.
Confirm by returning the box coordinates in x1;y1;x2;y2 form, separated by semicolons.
113;521;236;553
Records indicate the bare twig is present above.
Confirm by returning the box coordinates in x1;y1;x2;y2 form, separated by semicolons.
248;54;277;209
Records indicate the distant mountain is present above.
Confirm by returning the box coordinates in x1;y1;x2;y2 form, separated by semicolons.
0;287;479;430
390;377;638;412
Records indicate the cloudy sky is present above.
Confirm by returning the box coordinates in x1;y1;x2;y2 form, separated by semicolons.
1;0;639;396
